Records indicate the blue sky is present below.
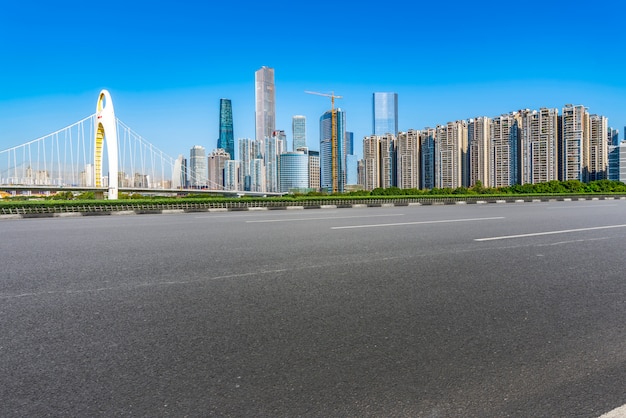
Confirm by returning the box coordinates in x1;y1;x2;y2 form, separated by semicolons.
1;0;625;160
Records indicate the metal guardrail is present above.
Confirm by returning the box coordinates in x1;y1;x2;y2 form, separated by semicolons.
2;195;625;215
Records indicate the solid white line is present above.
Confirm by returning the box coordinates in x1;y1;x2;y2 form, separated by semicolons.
475;224;626;242
247;213;405;223
331;216;505;230
547;204;618;209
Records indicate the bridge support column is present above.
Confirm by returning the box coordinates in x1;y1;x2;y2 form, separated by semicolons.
94;90;119;200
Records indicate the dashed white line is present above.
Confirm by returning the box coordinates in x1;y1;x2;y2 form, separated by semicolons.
475;224;626;242
330;216;505;230
246;214;404;223
599;404;626;418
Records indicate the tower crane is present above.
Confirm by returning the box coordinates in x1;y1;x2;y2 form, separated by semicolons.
305;91;343;193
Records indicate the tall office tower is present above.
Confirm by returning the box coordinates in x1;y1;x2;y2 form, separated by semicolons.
373;92;398;136
238;138;263;191
363;135;380;190
490;113;521;188
307;150;320;190
320;108;346;192
207;148;231;189
189;145;207;187
292;115;306;151
520;108;558;185
345;131;354;156
559;104;589;181
468;117;491;187
396;130;420;189
435;121;468;189
608;142;626;182
279;151;309;193
217;99;234;160
264;131;286;192
588;114;608;181
255;66;276;143
345;154;359;187
609;128;619;146
420;128;436;190
223;160;241;191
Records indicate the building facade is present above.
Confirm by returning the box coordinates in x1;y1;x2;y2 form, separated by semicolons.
435;121;468;189
217;98;234;159
207;148;230;189
520;108;558;184
490;113;521;188
255;66;276;143
189;145;207;187
396;130;419;189
279;151;309;193
468;117;491;187
560;104;589;181
608;142;626;182
320;108;346;192
373;92;398;136
587;114;608;181
292;115;306;151
420;128;436;190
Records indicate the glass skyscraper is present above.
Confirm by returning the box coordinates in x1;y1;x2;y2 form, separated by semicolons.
217;98;234;159
373;92;398;136
279;151;309;193
292;115;306;151
320;108;346;193
255;66;276;143
189;145;207;188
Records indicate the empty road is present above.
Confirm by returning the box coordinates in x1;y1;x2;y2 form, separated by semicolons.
2;200;626;417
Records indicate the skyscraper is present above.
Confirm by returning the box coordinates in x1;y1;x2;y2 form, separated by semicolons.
255;66;276;143
189;145;207;188
420;128;436;190
373;92;398;136
292;115;306;151
320;108;346;193
217;99;234;159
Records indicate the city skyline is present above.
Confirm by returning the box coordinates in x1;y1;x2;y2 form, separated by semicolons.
1;1;625;162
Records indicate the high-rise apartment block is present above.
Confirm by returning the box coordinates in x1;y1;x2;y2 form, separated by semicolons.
373;92;398;136
468;117;491;187
292;115;306;151
255;66;276;143
217;99;234;159
396;130;420;189
520;108;558;184
559;104;588;181
264;131;286;193
320;108;346;193
588;114;608;181
420;128;436;190
490;113;521;187
435;121;468;189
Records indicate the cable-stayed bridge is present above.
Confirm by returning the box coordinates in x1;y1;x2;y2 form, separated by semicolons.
0;90;279;199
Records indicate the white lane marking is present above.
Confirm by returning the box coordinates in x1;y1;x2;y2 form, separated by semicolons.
475;224;626;242
547;204;618;209
599;404;626;418
330;216;505;230
246;214;404;223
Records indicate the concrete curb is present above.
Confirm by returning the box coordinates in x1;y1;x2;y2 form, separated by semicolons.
2;197;623;220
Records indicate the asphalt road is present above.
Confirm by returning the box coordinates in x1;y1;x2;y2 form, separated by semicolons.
2;200;626;417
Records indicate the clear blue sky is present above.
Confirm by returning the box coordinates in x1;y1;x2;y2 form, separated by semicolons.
1;0;625;160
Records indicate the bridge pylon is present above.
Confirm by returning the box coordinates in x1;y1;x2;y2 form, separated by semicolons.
94;90;119;199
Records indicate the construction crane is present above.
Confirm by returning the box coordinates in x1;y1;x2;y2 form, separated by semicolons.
305;91;343;193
